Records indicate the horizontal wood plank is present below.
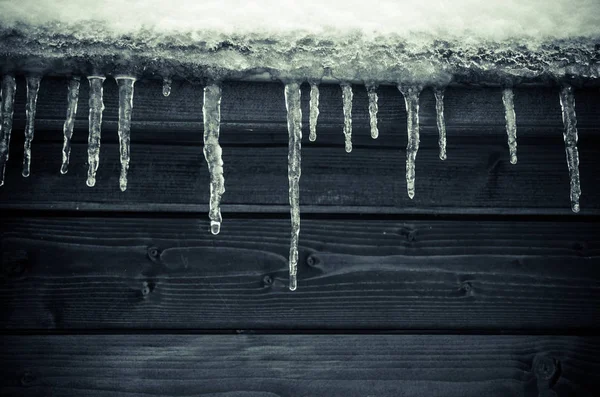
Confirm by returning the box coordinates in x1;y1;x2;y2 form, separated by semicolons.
1;334;598;397
1;217;599;330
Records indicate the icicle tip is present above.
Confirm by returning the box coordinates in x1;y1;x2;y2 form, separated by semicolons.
210;221;221;235
289;274;298;291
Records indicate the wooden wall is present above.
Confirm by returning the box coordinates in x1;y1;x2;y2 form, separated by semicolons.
1;77;599;396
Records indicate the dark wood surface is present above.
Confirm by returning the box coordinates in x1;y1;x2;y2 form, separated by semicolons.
2;334;599;397
1;77;599;396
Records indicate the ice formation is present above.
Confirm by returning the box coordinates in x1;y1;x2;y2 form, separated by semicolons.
559;85;581;213
398;85;422;199
60;76;81;174
309;83;319;142
21;75;41;177
162;77;172;97
0;75;16;186
502;88;518;165
434;88;446;160
116;76;136;191
366;85;379;139
341;84;353;153
203;83;225;235
284;82;302;291
86;76;105;187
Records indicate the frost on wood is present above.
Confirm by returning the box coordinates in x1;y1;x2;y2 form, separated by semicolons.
559;85;581;213
0;75;16;186
203;83;225;235
86;76;105;187
116;76;136;192
398;85;422;199
22;75;41;177
366;84;379;139
285;82;302;291
502;88;518;165
309;83;319;142
60;76;81;174
341;83;353;153
434;88;446;160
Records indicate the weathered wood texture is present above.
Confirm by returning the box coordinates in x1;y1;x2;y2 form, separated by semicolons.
2;217;599;330
1;334;598;397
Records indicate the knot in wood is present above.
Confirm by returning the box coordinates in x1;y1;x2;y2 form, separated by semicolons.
533;353;560;383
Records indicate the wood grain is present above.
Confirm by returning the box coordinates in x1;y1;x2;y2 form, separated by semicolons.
1;334;599;397
1;217;599;330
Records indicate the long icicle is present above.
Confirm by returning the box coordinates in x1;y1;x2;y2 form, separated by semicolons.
22;75;41;177
0;75;16;186
86;76;105;187
434;87;447;160
502;87;518;164
341;83;353;153
366;84;379;139
398;85;422;199
559;85;581;213
284;82;302;291
309;83;319;142
116;76;136;191
60;76;81;174
203;83;225;235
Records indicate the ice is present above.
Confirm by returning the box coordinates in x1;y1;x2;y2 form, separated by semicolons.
559;85;581;213
502;88;518;165
0;75;16;186
341;83;353;153
366;85;379;139
116;76;136;191
398;85;422;199
60;76;81;174
309;83;319;142
284;82;302;291
162;77;172;97
203;83;225;235
434;88;446;160
21;75;41;177
86;76;105;187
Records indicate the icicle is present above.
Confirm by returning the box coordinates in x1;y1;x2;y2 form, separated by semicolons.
162;77;172;97
115;76;136;192
398;85;422;199
309;83;319;142
366;85;379;139
434;88;447;160
502;88;518;164
0;75;16;186
341;83;353;153
559;85;582;213
22;75;41;177
60;76;81;175
86;76;105;187
203;83;225;235
284;82;302;291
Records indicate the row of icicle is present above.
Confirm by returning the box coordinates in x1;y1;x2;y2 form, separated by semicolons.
0;75;583;289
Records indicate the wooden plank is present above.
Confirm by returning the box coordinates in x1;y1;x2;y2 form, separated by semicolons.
0;135;599;213
1;217;599;330
1;334;598;397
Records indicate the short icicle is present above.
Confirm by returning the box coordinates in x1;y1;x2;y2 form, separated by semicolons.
398;85;422;199
434;88;447;160
559;85;582;213
86;76;106;187
115;76;136;191
341;83;353;153
284;82;302;291
309;83;319;142
502;87;518;164
0;75;16;186
22;75;42;177
162;77;172;97
366;84;379;139
202;83;225;235
60;76;81;174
